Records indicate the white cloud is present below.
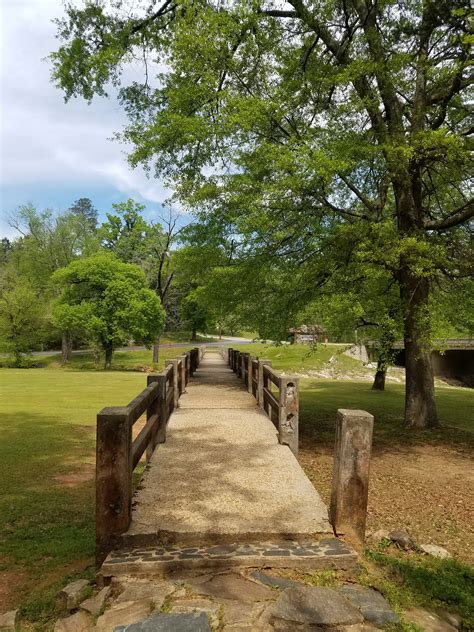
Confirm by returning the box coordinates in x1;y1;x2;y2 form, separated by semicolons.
0;0;173;217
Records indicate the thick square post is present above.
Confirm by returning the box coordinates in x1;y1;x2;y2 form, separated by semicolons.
96;406;132;564
228;348;233;366
257;360;272;409
171;359;179;408
247;355;254;394
179;355;186;394
146;376;160;458
156;374;168;443
330;409;374;545
278;377;299;457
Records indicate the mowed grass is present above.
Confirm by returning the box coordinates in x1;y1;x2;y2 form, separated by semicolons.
231;342;360;372
20;345;199;372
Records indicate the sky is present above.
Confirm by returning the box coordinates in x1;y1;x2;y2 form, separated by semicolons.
0;0;177;240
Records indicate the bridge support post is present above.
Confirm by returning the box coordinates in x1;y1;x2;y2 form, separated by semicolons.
248;356;254;394
278;377;299;457
96;406;132;565
179;355;186;394
330;409;374;546
228;348;233;366
257;360;272;409
171;359;179;408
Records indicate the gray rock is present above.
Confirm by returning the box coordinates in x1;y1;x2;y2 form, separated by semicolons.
268;586;364;628
0;610;18;630
80;586;111;616
191;573;274;603
250;571;302;590
171;598;220;628
388;530;415;550
404;607;458;632
419;544;452;559
96;600;153;632
338;584;399;626
54;611;94;632
114;579;175;609
221;599;267;628
114;612;211;632
368;530;390;545
57;580;90;611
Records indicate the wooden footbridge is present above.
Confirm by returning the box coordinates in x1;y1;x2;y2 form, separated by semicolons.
96;348;373;577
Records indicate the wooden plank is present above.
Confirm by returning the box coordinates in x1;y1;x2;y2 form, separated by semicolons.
131;413;159;469
126;382;159;425
263;364;281;388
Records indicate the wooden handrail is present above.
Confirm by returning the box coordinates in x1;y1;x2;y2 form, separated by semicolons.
95;346;202;564
229;350;299;460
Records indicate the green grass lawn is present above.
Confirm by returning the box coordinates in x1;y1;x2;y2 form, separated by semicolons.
0;344;472;629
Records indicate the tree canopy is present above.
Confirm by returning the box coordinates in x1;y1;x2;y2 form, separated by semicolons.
53;253;166;368
50;0;473;427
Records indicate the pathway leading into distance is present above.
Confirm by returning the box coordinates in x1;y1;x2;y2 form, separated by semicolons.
124;350;332;546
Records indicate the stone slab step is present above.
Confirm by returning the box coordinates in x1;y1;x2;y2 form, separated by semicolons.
101;539;357;577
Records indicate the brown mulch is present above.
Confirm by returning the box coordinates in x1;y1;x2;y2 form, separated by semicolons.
300;443;474;563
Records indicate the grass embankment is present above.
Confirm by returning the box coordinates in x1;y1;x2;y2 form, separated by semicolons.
234;343;474;629
0;342;472;629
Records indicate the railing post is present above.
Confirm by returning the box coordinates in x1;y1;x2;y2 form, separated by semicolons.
228;348;233;366
146;376;160;458
156;374;168;442
257;360;272;409
185;352;190;385
248;356;254;395
330;409;374;546
171;359;179;408
179;355;186;394
236;350;241;377
278;377;299;457
96;406;132;564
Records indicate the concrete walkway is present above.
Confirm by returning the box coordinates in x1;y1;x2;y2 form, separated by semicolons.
124;351;332;547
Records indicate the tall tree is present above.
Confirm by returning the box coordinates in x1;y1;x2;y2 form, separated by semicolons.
99;200;180;361
51;0;473;427
9;204;99;360
53;253;165;369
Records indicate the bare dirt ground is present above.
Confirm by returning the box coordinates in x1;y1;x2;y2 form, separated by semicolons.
300;443;474;563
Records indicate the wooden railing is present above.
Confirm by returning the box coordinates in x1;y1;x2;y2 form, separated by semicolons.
95;347;202;563
226;347;299;458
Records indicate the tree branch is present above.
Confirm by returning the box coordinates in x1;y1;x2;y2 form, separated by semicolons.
424;198;474;230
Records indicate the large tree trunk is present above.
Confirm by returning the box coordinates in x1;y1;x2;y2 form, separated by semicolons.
152;337;160;364
61;331;73;364
399;267;438;428
191;325;197;341
104;346;113;370
372;362;386;391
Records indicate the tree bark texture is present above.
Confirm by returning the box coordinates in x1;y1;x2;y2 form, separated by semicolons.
372;364;386;391
399;266;438;428
104;346;113;370
61;331;73;364
152;337;160;364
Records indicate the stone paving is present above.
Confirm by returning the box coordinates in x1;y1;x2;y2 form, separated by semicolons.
51;571;405;632
102;539;357;576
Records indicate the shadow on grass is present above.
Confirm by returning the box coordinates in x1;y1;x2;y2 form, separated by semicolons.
0;412;95;568
300;380;474;455
366;549;474;627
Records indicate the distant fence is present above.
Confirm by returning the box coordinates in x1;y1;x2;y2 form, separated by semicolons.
225;347;299;458
95;347;203;563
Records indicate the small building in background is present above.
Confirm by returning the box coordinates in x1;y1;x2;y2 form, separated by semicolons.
289;324;328;344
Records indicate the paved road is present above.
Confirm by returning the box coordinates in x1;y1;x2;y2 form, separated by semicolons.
125;350;331;546
30;337;255;357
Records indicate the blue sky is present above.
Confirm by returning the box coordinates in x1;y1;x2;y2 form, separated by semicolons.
0;0;182;239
